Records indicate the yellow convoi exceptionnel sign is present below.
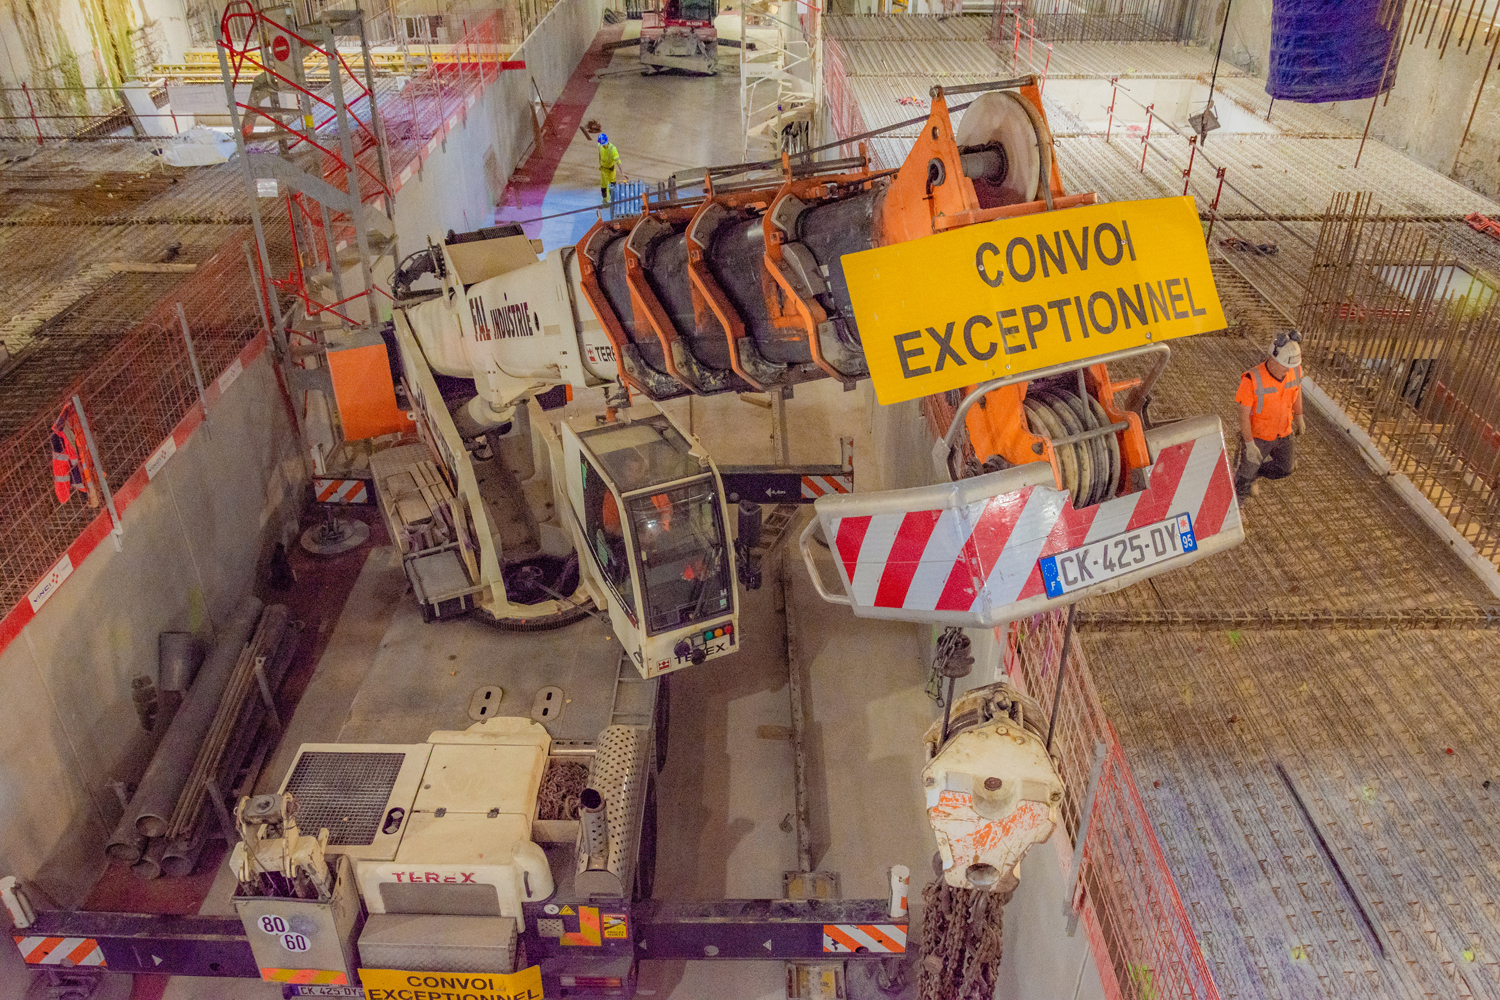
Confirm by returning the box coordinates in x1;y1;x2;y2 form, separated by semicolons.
360;966;544;1000
842;196;1226;405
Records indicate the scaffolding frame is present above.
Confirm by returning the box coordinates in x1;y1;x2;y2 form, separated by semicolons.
740;0;820;159
217;0;400;468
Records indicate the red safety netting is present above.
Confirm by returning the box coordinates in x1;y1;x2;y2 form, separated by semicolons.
0;227;288;619
382;12;519;190
821;37;869;158
1005;611;1222;1000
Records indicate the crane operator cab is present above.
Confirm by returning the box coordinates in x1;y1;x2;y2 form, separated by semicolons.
563;404;739;677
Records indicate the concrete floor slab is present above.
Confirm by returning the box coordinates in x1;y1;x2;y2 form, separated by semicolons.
500;25;754;251
253;545;411;794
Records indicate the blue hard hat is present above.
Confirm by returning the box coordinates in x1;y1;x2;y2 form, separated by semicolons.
598;133;609;145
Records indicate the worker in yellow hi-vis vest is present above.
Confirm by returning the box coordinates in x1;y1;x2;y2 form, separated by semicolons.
598;134;621;205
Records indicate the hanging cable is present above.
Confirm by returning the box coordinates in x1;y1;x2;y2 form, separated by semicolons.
1202;0;1233;146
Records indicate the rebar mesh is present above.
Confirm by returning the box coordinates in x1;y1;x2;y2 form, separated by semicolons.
1082;622;1500;1000
1298;191;1500;561
998;1;1198;44
0;211;293;614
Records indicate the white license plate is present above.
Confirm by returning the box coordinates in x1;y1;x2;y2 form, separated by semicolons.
1039;513;1198;598
284;988;362;998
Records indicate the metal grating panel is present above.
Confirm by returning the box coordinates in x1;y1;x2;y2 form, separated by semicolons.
285;751;408;846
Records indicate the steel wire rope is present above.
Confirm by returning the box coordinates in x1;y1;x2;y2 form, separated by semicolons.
505;97;989;227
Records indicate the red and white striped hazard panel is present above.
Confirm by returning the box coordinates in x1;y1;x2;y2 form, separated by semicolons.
823;924;907;953
14;936;106;967
801;472;853;499
313;478;371;504
816;426;1240;625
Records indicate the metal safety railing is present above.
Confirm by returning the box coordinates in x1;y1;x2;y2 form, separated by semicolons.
0;1;541;147
384;9;532;189
996;11;1054;93
994;0;1197;45
0;84;185;143
1071;78;1328;322
1005;610;1223;1000
607;179;649;219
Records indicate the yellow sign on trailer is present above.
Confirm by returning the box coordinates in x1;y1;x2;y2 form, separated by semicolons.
843;196;1226;405
359;965;545;999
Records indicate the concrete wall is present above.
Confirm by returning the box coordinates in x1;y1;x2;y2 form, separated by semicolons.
390;0;607;250
1325;31;1500;199
997;834;1109;1000
0;352;302;910
1211;0;1500;197
0;0;195;118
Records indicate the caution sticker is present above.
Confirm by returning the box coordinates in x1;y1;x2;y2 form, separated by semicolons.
603;913;628;939
842;196;1226;405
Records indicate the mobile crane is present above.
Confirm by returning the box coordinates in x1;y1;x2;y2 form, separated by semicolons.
382;74;1240;667
5;75;1242;999
638;0;719;75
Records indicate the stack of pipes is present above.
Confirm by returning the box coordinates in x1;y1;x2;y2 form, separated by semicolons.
160;605;292;876
103;597;300;879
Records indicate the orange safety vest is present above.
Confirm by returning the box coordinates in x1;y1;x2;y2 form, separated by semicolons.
50;403;99;506
602;491;671;533
1235;361;1303;440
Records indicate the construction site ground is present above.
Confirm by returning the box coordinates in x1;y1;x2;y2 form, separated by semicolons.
1076;307;1500;1000
16;15;1500;1000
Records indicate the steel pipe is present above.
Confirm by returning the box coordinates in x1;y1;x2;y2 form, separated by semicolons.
158;632;203;692
159;836;206;879
130;597;264;838
104;827;146;865
131;838;166;881
166;606;289;840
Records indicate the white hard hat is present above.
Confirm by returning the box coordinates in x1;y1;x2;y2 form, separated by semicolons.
1271;329;1302;368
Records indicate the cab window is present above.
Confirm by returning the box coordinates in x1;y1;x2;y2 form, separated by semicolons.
627;477;731;635
583;415;702;492
580;456;637;623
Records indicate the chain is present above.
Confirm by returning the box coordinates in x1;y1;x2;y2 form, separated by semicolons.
536;760;589;821
918;879;1014;1000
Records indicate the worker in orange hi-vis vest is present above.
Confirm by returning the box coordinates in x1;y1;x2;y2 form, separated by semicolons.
1234;329;1306;502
